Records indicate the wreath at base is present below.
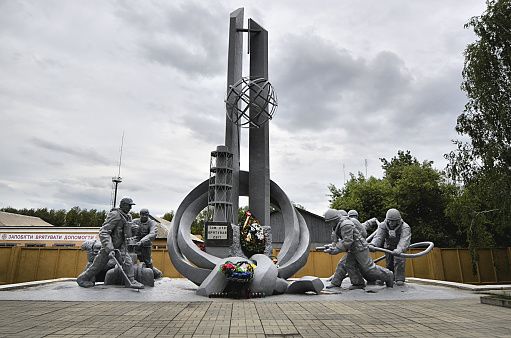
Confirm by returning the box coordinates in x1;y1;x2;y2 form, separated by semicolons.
240;211;267;257
220;260;256;283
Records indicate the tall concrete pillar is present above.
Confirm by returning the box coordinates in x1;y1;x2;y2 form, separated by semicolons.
225;8;244;225
248;19;270;227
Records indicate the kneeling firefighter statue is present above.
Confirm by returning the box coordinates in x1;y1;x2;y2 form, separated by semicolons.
131;208;163;279
76;197;144;289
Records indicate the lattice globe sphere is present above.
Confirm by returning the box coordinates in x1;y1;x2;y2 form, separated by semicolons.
225;77;278;128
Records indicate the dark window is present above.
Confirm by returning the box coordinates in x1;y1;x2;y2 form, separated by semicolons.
25;243;46;247
0;243;16;247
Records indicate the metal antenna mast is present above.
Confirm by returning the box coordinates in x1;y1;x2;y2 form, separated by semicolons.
111;131;124;209
342;162;346;185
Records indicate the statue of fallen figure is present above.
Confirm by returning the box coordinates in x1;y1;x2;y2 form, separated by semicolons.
80;238;156;288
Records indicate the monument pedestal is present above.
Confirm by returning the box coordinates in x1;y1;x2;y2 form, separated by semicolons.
204;221;233;258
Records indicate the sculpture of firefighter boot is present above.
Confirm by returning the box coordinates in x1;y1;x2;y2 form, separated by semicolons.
76;197;144;289
131;208;163;280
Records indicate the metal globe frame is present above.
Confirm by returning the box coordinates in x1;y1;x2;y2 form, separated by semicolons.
225;77;278;128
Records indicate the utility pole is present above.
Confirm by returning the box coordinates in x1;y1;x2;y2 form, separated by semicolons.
342;162;346;185
364;158;368;178
111;132;124;209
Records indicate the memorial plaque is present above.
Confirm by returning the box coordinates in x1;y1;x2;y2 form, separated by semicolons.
205;221;233;246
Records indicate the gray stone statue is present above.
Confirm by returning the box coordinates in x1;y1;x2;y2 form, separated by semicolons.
76;197;144;289
80;239;115;283
81;239;102;269
131;208;163;279
347;209;358;219
328;210;379;288
323;209;394;289
370;208;411;286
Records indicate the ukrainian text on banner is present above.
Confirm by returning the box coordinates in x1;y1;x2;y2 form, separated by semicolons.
0;233;98;241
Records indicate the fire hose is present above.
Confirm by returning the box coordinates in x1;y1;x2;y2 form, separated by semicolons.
370;241;435;263
365;228;434;262
108;249;139;289
316;228;434;262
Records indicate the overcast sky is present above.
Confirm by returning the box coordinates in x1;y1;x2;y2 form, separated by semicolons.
0;1;486;217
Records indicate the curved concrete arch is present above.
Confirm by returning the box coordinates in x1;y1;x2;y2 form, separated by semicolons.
269;179;300;266
168;180;215;285
277;209;310;279
176;191;222;269
167;170;310;285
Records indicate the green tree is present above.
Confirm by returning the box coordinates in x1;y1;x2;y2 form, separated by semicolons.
445;0;511;247
329;174;394;222
382;151;459;246
52;209;67;226
330;151;459;246
392;162;458;246
1;206;106;227
381;150;420;185
0;207;18;214
162;211;174;222
65;207;81;227
78;208;91;227
191;208;209;236
34;208;50;223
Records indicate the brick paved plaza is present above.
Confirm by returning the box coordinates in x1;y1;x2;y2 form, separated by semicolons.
0;298;509;338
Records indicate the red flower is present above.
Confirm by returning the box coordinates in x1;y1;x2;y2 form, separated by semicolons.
220;262;236;273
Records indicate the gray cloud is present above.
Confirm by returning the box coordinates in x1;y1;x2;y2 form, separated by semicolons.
115;1;227;76
0;1;487;215
271;31;466;159
30;138;110;165
272;34;414;132
0;182;14;192
53;188;109;208
181;111;224;144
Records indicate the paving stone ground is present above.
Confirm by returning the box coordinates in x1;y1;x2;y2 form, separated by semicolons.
0;298;509;338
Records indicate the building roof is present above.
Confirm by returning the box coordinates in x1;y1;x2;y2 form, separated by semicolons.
152;217;204;243
151;216;171;239
0;211;54;227
270;207;330;246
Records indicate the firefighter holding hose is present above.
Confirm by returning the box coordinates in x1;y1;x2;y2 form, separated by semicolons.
370;208;411;286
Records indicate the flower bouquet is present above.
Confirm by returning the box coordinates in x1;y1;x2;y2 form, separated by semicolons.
240;211;266;257
220;260;256;283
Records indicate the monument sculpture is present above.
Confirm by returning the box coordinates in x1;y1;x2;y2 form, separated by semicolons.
167;8;313;297
327;209;379;288
132;208;163;279
369;208;411;286
323;209;395;289
322;208;434;288
80;238;114;283
76;197;152;289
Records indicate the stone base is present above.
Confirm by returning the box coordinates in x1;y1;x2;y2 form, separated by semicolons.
262;226;272;256
205;246;231;258
286;276;324;294
480;295;511;308
103;265;154;287
229;225;246;258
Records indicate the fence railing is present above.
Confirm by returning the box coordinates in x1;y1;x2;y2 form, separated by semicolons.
1;246;509;285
